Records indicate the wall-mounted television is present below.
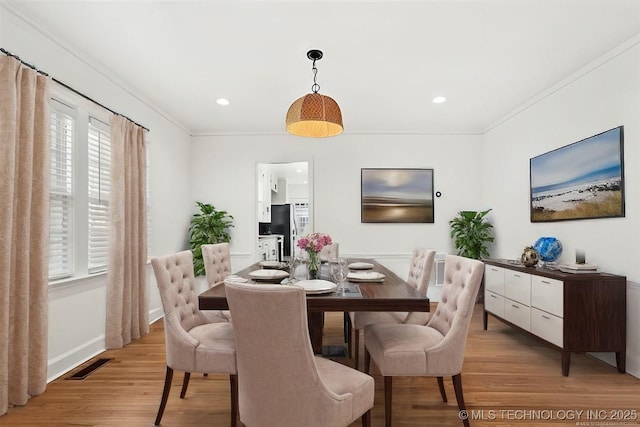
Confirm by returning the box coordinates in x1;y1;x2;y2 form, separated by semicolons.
530;126;624;222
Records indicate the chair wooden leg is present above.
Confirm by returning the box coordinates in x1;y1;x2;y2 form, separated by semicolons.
154;366;173;426
354;328;361;370
345;313;352;357
437;376;448;402
230;374;238;427
384;376;393;427
361;409;371;427
452;373;470;427
364;347;371;374
180;372;191;398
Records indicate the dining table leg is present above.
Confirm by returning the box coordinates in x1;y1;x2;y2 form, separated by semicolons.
307;312;324;354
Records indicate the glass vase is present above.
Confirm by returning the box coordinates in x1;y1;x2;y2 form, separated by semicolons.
308;251;319;280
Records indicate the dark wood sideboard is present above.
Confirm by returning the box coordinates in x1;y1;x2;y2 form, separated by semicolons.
482;259;626;376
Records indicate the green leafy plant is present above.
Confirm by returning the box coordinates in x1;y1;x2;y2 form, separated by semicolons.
188;202;234;276
449;209;494;260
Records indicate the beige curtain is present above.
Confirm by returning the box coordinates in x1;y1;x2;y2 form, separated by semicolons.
105;116;149;349
0;56;51;415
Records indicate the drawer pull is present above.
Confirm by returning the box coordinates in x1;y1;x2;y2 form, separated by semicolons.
490;294;497;299
512;304;519;309
542;315;551;320
514;274;521;277
541;280;551;284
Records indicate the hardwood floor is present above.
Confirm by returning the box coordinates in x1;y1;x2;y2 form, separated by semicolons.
3;304;639;426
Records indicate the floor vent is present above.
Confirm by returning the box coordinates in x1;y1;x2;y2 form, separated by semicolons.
322;344;347;358
66;358;113;380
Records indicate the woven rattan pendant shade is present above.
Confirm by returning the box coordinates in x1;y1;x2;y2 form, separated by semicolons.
286;93;343;138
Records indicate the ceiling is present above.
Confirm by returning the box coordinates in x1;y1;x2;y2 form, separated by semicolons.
6;1;640;135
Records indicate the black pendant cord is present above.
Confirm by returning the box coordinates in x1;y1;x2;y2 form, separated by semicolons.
1;47;149;132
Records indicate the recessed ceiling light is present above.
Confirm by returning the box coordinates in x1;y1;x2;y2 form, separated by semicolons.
296;169;303;173
216;98;230;106
432;96;446;104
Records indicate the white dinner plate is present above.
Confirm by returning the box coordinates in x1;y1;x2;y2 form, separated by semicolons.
259;260;287;269
347;271;385;282
248;269;290;281
223;275;248;284
348;262;374;270
292;279;337;294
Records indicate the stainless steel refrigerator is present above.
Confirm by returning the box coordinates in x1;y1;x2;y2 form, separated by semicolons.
270;204;297;259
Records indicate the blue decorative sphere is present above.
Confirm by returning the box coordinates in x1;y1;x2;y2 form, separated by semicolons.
533;237;563;262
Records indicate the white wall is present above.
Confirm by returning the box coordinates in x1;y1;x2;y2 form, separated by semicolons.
7;1;637;383
482;36;640;377
1;5;192;380
190;133;484;286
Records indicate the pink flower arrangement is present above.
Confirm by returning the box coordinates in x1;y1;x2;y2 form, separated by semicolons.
297;232;332;255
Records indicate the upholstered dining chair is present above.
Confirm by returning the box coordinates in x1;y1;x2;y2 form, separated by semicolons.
349;248;436;369
319;242;339;261
225;281;374;427
364;254;484;427
151;250;237;426
201;242;233;322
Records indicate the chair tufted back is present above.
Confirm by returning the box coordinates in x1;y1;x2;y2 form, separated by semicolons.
202;243;232;287
226;282;362;426
427;255;484;339
151;250;209;339
406;248;436;295
318;242;339;261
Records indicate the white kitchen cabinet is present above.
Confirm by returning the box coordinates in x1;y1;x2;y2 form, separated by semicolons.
257;240;267;261
258;236;278;261
257;165;271;222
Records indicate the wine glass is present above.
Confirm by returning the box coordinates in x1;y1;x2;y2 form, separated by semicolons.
330;257;349;294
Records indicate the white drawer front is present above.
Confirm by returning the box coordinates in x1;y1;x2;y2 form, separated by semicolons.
485;290;504;318
531;276;563;317
504;299;531;331
485;265;505;295
531;308;563;347
505;270;531;306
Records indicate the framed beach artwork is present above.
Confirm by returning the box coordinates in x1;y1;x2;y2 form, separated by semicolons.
530;126;625;222
361;168;434;223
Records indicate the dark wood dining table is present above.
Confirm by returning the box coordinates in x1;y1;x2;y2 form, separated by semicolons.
198;258;430;353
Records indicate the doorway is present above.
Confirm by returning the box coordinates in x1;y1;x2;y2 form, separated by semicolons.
256;161;312;261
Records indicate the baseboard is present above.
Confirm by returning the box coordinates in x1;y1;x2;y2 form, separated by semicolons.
149;306;164;324
624;352;640;379
47;335;105;383
47;307;166;383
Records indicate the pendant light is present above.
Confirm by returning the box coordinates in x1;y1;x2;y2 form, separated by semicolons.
286;49;343;138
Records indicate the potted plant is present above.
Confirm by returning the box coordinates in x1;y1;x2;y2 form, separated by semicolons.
449;209;494;260
188;201;234;276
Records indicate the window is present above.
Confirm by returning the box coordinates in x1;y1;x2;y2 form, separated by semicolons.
87;117;110;273
48;95;112;281
48;90;148;282
48;99;75;280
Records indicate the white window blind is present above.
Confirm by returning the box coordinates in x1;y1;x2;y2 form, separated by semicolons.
49;100;75;280
87;117;111;273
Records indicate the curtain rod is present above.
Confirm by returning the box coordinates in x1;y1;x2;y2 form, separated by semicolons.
1;47;149;132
